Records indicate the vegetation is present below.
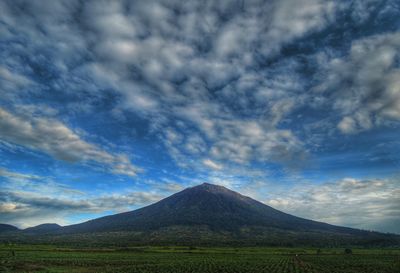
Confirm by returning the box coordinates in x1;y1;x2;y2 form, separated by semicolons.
2;226;399;248
0;244;399;273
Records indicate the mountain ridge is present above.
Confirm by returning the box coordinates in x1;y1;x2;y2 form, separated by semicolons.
23;223;62;234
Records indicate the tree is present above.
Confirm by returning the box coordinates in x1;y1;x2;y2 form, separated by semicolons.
344;248;352;254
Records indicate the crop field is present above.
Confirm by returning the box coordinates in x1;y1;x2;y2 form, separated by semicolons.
0;245;399;273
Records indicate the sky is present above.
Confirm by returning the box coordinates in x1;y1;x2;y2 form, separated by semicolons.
0;0;399;234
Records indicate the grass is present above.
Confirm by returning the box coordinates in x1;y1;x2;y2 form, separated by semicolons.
0;244;399;272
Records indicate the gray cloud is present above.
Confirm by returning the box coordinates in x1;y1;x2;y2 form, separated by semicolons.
0;191;91;211
0;107;140;176
264;177;400;233
0;66;32;92
316;32;400;134
0;189;163;228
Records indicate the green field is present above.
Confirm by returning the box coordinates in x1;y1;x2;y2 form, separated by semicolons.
0;245;399;273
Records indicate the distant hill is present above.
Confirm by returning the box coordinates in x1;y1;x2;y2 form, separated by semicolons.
0;223;19;233
24;223;62;234
1;183;399;246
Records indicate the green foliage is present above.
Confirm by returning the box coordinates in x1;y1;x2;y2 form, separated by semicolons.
344;248;353;254
1;226;399;247
0;244;399;273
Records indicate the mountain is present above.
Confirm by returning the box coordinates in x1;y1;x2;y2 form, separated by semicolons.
1;183;399;246
24;223;62;234
63;183;364;234
0;223;19;233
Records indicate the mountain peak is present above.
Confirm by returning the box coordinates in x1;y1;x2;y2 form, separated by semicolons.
195;182;228;191
184;183;245;199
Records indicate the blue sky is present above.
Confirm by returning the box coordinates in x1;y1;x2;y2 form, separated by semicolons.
0;0;399;233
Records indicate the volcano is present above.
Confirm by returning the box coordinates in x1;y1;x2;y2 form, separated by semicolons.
64;183;361;234
2;183;399;246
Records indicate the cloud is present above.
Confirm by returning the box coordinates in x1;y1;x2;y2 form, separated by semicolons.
337;116;358;134
202;159;223;171
0;189;163;228
317;32;400;134
0;167;85;196
1;0;335;169
0;66;32;92
0;191;91;211
0;167;169;228
264;177;400;233
0;168;42;181
209;120;307;165
0;107;140;176
150;181;185;193
261;0;336;55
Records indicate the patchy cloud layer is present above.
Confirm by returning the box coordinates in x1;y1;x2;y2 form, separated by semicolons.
0;0;399;232
318;32;400;134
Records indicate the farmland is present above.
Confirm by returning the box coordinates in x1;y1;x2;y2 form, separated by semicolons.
0;245;399;273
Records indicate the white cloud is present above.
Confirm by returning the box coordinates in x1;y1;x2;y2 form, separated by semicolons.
0;168;42;181
207;119;306;165
0;107;140;177
337;116;357;134
203;159;223;171
262;0;336;55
